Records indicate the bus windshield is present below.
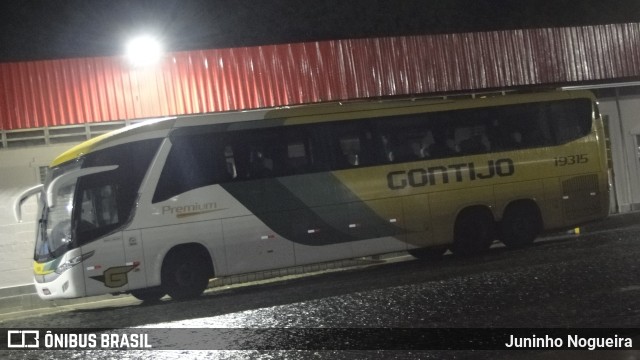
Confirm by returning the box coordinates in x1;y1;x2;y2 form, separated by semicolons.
34;160;82;262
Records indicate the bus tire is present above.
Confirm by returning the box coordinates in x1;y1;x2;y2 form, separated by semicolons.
162;248;210;301
408;246;447;261
450;207;495;256
499;201;542;248
130;287;165;302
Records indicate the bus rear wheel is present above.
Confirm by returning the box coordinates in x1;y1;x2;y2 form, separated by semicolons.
499;201;542;248
162;248;210;301
450;208;495;256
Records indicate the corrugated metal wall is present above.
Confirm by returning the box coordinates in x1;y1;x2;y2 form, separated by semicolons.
1;23;639;130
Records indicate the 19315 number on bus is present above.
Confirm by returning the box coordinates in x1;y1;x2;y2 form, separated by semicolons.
554;154;588;166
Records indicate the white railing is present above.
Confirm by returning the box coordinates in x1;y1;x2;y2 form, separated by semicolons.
0;121;135;149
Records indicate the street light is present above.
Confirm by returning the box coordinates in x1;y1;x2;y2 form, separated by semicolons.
125;35;163;67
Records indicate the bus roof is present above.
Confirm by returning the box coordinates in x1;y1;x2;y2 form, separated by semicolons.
50;117;177;167
49;90;595;168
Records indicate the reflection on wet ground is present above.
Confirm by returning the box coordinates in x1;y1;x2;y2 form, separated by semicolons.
3;228;640;359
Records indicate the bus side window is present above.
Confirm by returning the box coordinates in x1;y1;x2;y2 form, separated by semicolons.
339;132;376;167
248;147;274;178
380;135;396;162
429;128;458;158
224;129;286;180
457;126;490;155
282;125;317;174
287;141;309;174
332;122;376;169
219;127;318;179
376;113;435;163
549;99;592;144
153;133;230;201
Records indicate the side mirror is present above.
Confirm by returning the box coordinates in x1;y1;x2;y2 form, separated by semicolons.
14;184;44;222
47;165;118;208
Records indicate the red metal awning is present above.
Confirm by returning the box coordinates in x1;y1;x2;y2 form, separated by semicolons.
1;23;639;130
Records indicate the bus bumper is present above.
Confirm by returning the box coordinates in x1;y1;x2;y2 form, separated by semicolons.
34;267;86;300
33;251;87;300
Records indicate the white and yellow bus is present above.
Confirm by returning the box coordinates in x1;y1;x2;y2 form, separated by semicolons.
15;90;609;302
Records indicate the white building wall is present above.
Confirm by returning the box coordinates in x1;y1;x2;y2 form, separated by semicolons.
0;143;80;288
599;93;640;213
619;97;640;208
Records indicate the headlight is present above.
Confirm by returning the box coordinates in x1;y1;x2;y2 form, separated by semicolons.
55;251;94;275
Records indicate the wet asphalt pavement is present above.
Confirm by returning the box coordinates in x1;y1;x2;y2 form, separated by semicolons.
2;223;640;359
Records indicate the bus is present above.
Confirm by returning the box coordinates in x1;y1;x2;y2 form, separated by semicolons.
14;90;609;302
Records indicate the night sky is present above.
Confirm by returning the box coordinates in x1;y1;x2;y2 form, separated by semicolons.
0;0;639;62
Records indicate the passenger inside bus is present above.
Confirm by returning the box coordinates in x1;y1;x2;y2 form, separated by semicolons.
339;136;362;167
429;131;458;158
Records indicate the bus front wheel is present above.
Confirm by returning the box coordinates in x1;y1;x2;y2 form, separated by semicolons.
450;208;495;256
162;248;210;301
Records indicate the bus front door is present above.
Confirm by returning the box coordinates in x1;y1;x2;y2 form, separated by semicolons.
81;232;128;296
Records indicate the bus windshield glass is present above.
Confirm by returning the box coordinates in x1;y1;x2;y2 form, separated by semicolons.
34;160;83;262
